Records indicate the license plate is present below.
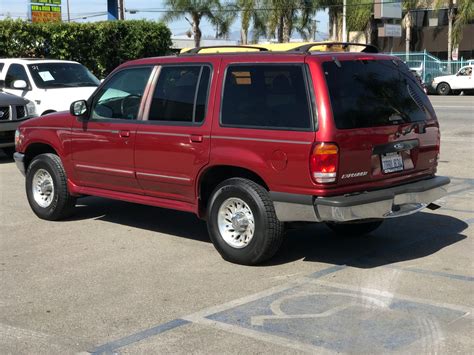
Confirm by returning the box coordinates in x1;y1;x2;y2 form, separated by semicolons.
381;152;404;173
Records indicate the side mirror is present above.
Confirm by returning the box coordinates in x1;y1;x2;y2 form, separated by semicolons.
12;80;28;90
70;100;88;117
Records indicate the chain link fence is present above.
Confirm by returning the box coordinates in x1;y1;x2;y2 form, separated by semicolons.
391;50;471;85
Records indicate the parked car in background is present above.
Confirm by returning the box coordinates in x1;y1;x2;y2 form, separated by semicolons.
432;65;474;95
0;59;100;116
0;91;36;157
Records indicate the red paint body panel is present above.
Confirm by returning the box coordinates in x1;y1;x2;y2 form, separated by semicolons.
17;51;441;215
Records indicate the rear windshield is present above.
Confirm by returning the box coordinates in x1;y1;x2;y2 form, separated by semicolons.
324;60;430;129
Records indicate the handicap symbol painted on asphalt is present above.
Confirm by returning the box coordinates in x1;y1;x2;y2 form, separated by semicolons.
206;283;467;353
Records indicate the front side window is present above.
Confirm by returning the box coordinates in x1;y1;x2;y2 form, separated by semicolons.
5;64;31;89
91;67;152;120
28;63;99;89
221;65;312;130
458;66;472;76
148;65;211;123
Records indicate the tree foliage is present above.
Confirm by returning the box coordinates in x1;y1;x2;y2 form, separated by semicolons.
0;19;172;77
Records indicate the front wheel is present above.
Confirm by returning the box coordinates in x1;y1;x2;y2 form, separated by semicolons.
437;82;451;95
26;153;76;220
326;220;383;237
207;178;284;265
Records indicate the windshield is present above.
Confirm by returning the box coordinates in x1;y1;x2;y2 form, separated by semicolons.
323;59;430;129
28;63;99;89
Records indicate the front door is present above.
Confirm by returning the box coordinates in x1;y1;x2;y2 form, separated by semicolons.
452;66;474;90
71;66;153;194
134;64;215;203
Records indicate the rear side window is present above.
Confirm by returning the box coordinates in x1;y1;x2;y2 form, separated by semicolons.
148;65;211;124
324;60;430;129
221;65;312;130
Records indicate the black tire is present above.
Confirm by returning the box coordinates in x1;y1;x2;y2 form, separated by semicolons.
207;178;284;265
436;82;451;95
326;220;383;237
26;153;76;221
1;147;15;158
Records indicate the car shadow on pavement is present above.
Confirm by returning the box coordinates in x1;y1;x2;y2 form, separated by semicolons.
70;196;210;243
69;197;467;268
268;212;468;268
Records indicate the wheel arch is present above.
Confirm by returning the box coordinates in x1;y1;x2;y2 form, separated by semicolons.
197;165;269;219
24;142;58;171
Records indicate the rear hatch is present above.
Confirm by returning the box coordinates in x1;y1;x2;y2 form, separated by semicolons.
322;56;439;192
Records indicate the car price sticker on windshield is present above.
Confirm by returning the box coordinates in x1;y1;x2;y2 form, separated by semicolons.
38;71;55;82
381;152;404;173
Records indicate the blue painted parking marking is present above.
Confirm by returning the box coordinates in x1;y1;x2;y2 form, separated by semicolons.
204;282;468;353
89;318;190;355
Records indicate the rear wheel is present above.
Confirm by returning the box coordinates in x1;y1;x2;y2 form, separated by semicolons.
207;178;284;265
436;82;451;95
26;153;76;220
326;220;383;237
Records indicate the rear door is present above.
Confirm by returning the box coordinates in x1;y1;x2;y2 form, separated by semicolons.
134;63;215;203
322;57;439;189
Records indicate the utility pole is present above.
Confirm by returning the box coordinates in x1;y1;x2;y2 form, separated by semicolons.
342;0;347;42
66;0;70;22
119;0;125;20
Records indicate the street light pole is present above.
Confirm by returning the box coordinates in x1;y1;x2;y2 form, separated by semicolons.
66;0;70;22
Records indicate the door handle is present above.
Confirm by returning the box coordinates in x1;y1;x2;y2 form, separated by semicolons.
119;130;130;138
190;134;203;143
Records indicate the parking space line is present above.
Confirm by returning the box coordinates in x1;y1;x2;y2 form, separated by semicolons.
188;317;326;353
385;265;474;282
88;319;190;355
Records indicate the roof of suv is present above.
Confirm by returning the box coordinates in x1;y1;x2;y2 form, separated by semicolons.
123;51;397;70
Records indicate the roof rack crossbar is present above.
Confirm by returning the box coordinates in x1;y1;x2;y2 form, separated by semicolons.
290;42;379;54
182;45;269;54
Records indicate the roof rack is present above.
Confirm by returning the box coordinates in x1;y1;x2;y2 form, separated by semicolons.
182;45;269;55
290;42;379;54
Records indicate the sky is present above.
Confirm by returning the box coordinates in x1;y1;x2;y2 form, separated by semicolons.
0;0;329;40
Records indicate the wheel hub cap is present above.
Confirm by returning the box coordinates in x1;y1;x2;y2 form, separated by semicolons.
32;169;55;208
217;198;255;249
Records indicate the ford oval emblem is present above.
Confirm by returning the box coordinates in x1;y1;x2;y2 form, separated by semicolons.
0;111;4;118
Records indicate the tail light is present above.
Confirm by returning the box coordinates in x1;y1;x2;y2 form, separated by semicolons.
310;142;339;183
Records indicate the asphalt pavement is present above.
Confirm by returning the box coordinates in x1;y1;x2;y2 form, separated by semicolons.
0;95;473;354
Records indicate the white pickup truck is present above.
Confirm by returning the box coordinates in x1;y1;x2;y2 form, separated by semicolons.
432;65;474;95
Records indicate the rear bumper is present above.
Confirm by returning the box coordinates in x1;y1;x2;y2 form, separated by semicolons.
270;176;450;223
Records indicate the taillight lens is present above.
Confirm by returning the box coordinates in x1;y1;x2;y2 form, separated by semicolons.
310;142;339;183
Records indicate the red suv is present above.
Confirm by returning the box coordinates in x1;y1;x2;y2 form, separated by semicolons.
14;44;450;265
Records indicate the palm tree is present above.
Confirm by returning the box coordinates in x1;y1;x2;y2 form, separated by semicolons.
211;3;238;39
162;0;221;47
434;0;474;67
238;0;267;44
265;0;319;43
